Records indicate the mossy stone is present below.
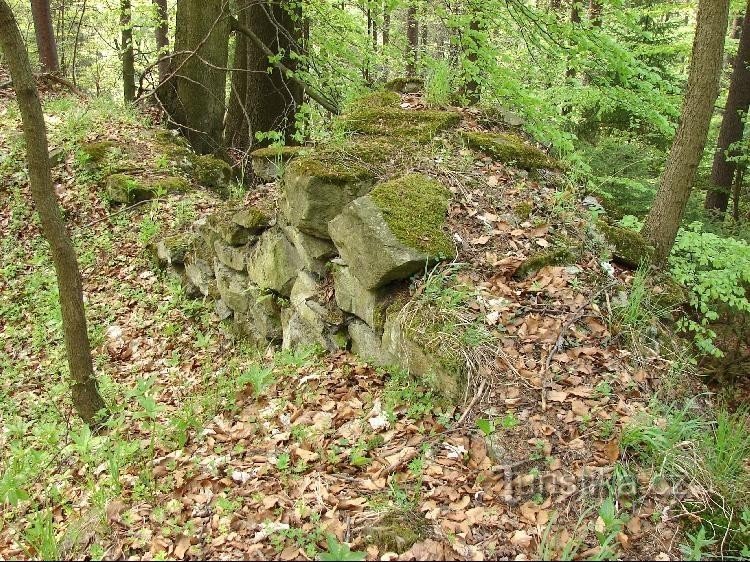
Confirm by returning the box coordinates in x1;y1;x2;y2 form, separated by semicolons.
338;92;460;143
460;131;559;170
329;174;455;289
281;154;375;238
191;154;232;193
105;173;189;204
384;77;425;94
80;140;119;165
369;173;455;257
513;246;576;280
246;228;302;296
250;145;308;180
515;200;533;220
232;207;271;233
598;221;654;268
151;232;197;266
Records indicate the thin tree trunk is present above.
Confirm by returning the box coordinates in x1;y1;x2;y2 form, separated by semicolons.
382;1;389;45
705;0;750;214
641;0;730;262
406;3;418;76
0;0;106;426
120;0;135;102
462;0;481;104
589;0;602;27
153;0;169;84
225;0;251;150
733;167;744;222
71;0;86;86
30;0;59;73
566;1;581;80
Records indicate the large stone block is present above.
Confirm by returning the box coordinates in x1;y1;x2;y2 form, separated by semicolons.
280;222;337;275
214;262;253;313
246;228;302;296
328;174;455;289
213;239;255;271
280;155;375;238
333;265;394;331
184;255;216;297
348;319;397;366
234;293;283;343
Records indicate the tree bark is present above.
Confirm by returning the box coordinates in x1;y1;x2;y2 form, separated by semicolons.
225;0;251;150
30;0;59;73
382;1;389;45
406;3;418;76
120;0;135;102
589;0;602;28
231;1;303;148
462;0;481;105
161;0;230;155
153;0;169;85
705;0;750;214
0;0;106;426
641;0;730;262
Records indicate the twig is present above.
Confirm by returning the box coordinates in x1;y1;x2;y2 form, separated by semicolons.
456;379;486;426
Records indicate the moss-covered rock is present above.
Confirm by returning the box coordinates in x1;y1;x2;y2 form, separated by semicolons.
190;154;232;194
231;207;271;233
250;145;308;181
280;222;337;275
213;239;255;271
650;274;689;311
370;174;455;257
348;319;397;366
460;131;559;170
515;200;533;220
329;174;455;289
598;221;654;268
513;246;576;280
281;154;375;238
365;510;428;555
105;173;189;204
384;77;425;94
233;291;283;343
206;210;254;246
80;140;119;166
333;265;395;331
246;227;302;296
151;232;197;267
184;255;217;297
338;92;460;143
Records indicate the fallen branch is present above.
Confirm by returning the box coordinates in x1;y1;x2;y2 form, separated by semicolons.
229;16;340;115
1;72;87;98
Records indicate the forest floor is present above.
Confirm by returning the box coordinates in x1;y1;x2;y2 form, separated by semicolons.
0;84;739;561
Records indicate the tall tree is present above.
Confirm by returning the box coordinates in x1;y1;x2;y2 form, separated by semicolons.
589;0;602;28
382;0;390;45
225;1;303;153
462;0;482;104
161;0;231;155
30;0;59;73
120;0;135;102
705;0;750;214
405;2;418;76
0;0;106;425
153;0;170;85
641;0;730;262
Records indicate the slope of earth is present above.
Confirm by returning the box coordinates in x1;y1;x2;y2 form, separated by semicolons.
0;84;705;561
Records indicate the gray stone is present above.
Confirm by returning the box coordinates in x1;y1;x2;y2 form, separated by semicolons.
328;196;433;289
349;319;397;366
215;299;233;321
214;239;254;271
246;228;302;296
250;146;307;181
333;265;393;330
280;158;374;238
207;213;253;246
184;255;216;297
214;262;253;313
152;232;196;266
280;222;337;275
234;294;283;343
231;208;271;233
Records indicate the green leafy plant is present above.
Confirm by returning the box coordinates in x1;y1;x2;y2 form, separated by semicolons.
318;534;365;561
238;365;275;397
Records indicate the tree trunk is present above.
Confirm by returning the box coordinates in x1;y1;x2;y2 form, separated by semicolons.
225;0;251;150
461;0;482;104
153;0;169;85
641;0;730;263
161;0;230;155
566;1;581;80
0;0;106;426
382;1;389;45
406;3;418;76
30;0;59;73
589;0;602;28
240;1;303;147
705;0;750;214
120;0;135;102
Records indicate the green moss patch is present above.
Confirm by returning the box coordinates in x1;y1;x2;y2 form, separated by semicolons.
369;173;455;258
384;77;425;94
513;246;576;279
338;98;460;143
598;221;654;268
285;154;373;185
461;131;559;170
80;140;119;164
250;145;308;159
231;207;270;233
105;173;189;204
191;154;232;192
